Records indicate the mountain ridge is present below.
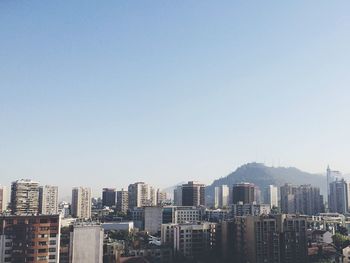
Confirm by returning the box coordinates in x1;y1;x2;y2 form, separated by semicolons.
205;162;326;203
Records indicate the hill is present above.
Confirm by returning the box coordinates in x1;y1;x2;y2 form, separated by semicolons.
206;162;326;203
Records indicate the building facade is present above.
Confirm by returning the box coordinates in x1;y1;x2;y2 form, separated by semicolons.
11;179;39;215
0;186;8;213
214;185;229;208
0;214;61;263
102;188;116;207
232;183;256;205
69;223;103;263
116;189;128;214
39;185;58;215
181;181;205;207
71;187;91;219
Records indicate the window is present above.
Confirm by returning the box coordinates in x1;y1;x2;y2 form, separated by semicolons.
40;219;48;223
49;255;56;259
38;249;47;253
49;248;56;252
50;233;56;238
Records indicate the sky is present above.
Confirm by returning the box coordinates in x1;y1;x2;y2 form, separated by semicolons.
1;1;350;198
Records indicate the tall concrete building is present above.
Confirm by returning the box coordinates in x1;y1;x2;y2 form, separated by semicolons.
102;188;116;207
0;185;8;213
116;189;128;214
173;185;182;206
69;223;103;263
39;185;58;215
156;189;167;205
280;184;297;214
128;182;149;209
71;187;91;219
10;179;39;215
326;166;342;208
161;222;218;260
329;179;348;214
181;181;205;207
232;182;256;204
280;184;323;215
214;185;229;208
0;214;61;263
264;185;278;208
226;214;307;263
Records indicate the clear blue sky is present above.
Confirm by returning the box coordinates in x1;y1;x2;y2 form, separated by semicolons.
1;1;350;197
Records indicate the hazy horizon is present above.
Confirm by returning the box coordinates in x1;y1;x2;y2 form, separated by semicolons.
1;1;350;198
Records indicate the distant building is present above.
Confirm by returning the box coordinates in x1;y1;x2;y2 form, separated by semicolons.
231;202;271;217
144;206;163;235
225;214;307;263
173;185;182;206
10;179;39;215
326;166;342;208
128;182;149;209
161;222;217;260
264;185;278;208
157;189;167;205
232;182;256;204
71;187;91;219
280;184;323;215
102;188;116;207
329;179;348;214
116;189;128;214
69;223;104;263
0;214;61;263
214;185;229;208
0;185;8;213
39;185;58;215
181;181;205;207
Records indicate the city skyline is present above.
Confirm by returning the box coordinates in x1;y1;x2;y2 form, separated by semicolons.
1;1;350;196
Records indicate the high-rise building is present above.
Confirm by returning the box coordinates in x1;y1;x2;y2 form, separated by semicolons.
264;185;278;208
214;185;229;208
116;189;128;214
128;182;149;209
232;182;256;204
39;185;58;215
280;184;323;215
161;222;218;260
326;166;342;208
157;189;167;205
10;179;39;215
181;181;205;207
226;214;307;263
0;214;61;263
280;184;297;214
149;186;157;206
71;187;91;219
329;179;348;214
294;185;323;215
69;223;104;263
0;185;8;213
102;188;116;207
173;185;182;206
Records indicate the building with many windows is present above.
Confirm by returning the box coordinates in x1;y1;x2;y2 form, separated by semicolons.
10;179;39;215
39;185;58;215
71;187;91;219
0;214;61;262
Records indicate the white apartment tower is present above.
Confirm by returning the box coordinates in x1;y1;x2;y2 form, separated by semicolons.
39;185;58;215
71;187;92;219
214;185;229;208
265;185;278;208
0;185;8;213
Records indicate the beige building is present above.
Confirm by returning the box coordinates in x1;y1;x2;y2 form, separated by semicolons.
71;187;91;219
39;185;58;215
0;185;8;213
